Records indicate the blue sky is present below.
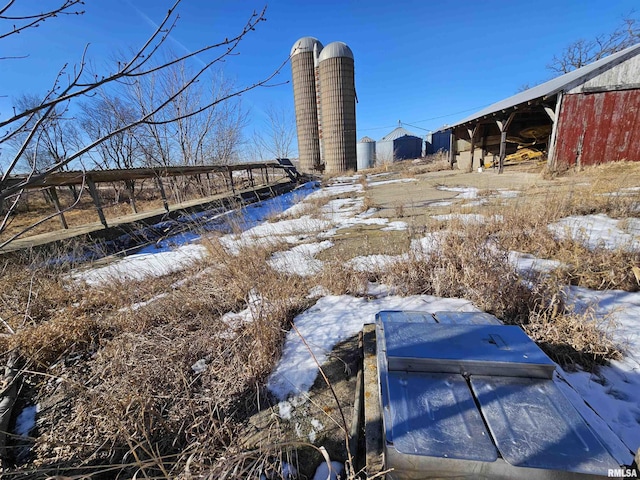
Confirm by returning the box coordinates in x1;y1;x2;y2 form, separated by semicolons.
1;0;638;157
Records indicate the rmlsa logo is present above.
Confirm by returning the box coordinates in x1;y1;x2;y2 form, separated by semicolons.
608;468;638;478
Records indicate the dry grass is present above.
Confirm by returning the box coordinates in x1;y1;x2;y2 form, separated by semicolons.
2;160;639;477
2;238;318;477
379;226;531;322
525;280;623;368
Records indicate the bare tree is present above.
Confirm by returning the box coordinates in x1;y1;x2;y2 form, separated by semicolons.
252;104;295;161
206;84;249;165
80;95;144;205
5;94;80;174
0;0;288;243
130;60;247;167
80;96;142;171
547;12;640;74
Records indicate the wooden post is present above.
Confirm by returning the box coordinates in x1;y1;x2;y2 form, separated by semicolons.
481;126;487;169
496;112;516;174
449;131;457;169
87;177;108;227
545;92;564;171
228;167;235;194
48;187;68;229
205;173;212;195
467;125;478;172
126;180;138;214
156;177;170;212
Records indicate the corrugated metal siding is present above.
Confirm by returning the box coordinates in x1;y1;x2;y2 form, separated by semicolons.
555;90;640;166
357;140;375;170
376;140;394;164
568;53;640;93
380;127;421;142
427;130;451;154
393;136;423;160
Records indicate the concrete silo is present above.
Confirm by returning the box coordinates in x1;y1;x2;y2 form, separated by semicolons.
290;37;323;173
357;136;376;170
318;42;357;174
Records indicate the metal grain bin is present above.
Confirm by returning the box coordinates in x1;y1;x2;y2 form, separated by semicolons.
426;129;451;154
291;37;323;173
375;311;619;479
377;127;423;163
357;136;376;170
318;42;357;174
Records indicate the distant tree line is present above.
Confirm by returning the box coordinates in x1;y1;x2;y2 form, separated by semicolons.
6;57;250;175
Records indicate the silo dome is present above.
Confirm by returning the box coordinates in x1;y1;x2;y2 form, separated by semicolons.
290;37;323;57
318;41;354;62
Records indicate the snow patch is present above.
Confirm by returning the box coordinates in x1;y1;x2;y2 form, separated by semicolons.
381;221;408;231
266;294;476;400
548;214;640;251
268;241;334;276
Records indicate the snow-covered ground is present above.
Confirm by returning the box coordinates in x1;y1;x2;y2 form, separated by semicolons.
68;173;640;467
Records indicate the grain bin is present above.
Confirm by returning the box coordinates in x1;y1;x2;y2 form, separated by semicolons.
357;136;376;170
291;37;323;173
377;127;423;163
318;42;357;174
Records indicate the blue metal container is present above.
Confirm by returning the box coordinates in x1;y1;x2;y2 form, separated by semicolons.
375;310;620;479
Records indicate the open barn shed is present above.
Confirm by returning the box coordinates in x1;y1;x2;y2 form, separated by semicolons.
447;43;640;172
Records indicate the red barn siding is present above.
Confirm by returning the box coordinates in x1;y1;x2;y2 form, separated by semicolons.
554;90;640;166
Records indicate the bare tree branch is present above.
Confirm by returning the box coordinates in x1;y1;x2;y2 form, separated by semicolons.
0;0;84;40
0;2;284;245
0;3;266;130
547;11;639;74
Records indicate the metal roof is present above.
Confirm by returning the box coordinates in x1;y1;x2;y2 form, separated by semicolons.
4;162;289;189
358;136;375;143
450;42;640;128
318;41;353;61
290;37;323;57
379;126;421;142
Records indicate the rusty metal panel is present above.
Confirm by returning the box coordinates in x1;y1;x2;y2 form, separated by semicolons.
554;90;640;166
